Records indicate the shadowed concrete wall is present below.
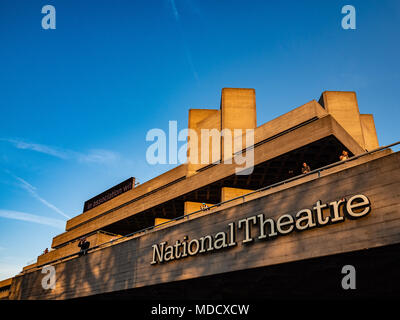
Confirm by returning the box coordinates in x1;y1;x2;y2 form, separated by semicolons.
9;151;400;300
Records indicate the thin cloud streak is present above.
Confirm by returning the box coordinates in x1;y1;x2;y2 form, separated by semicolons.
183;43;199;81
1;138;119;165
167;0;199;82
7;173;71;220
1;138;68;159
169;0;179;20
0;209;65;229
76;149;119;164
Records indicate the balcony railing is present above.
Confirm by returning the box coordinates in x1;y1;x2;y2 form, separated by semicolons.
21;140;400;274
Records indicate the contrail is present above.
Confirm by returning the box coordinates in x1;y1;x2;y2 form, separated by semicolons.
5;171;71;220
15;176;71;220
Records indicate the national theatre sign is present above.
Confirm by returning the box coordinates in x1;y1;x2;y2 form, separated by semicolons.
150;194;371;265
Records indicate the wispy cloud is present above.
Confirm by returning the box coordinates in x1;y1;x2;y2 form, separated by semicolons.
0;209;65;229
183;44;199;81
167;0;199;82
1;138;119;165
76;149;119;164
1;139;68;159
5;172;70;220
169;0;179;20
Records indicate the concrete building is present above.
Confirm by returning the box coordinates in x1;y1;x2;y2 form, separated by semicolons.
1;88;399;300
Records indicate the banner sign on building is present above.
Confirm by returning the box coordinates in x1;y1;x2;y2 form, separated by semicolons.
83;177;135;212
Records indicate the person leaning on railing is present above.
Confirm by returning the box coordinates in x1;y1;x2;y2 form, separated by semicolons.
78;237;90;256
301;162;311;174
340;150;349;161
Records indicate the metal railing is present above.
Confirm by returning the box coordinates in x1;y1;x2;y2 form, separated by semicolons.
22;140;400;274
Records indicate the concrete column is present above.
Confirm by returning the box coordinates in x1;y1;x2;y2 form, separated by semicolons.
319;91;366;149
221;88;257;161
187;109;221;176
360;114;379;151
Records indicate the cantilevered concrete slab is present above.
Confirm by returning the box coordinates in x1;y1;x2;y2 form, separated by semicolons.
52;114;365;248
64;98;329;233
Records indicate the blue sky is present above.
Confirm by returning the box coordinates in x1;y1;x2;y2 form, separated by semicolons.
0;0;399;280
